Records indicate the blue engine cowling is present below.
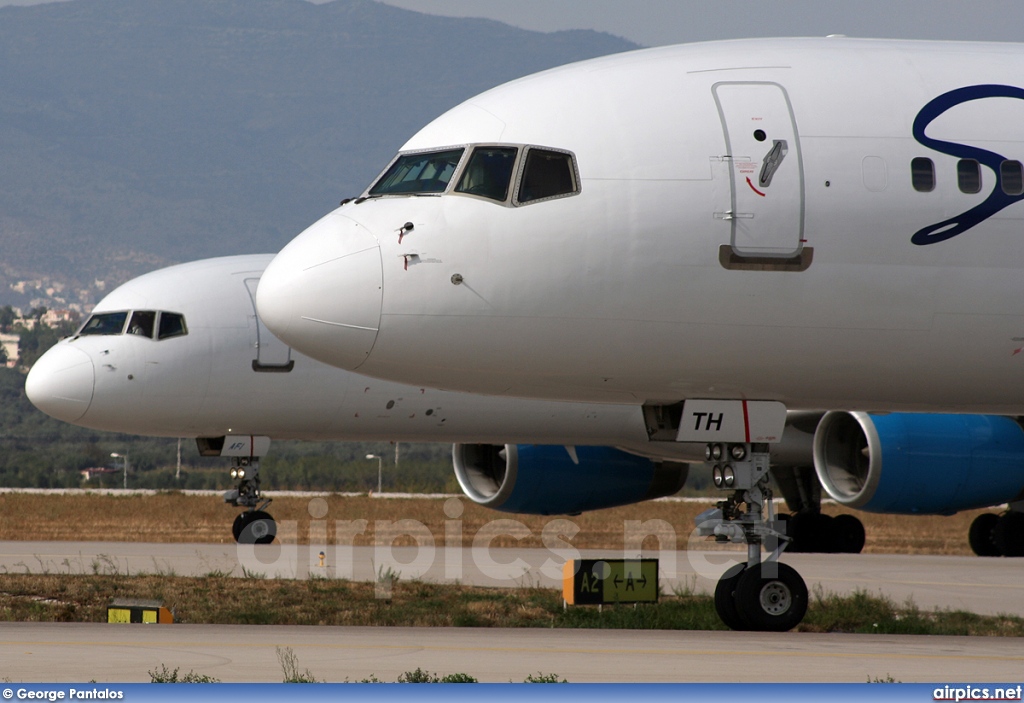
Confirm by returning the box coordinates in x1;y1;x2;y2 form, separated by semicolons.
813;412;1024;515
452;444;687;515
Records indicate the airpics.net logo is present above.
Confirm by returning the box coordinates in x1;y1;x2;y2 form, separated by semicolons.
232;496;761;597
934;685;1023;701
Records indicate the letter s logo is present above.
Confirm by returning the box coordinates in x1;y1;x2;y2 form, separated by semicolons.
913;84;1024;245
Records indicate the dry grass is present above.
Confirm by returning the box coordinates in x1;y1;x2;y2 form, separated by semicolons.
0;492;987;555
2;572;1022;636
0;572;563;627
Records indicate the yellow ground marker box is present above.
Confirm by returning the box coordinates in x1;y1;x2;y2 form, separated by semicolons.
563;558;658;605
107;600;173;624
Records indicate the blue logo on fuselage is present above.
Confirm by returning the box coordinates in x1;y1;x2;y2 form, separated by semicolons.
912;84;1024;245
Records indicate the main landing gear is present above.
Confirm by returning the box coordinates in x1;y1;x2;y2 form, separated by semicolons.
222;457;277;544
969;508;1024;557
696;442;809;631
770;464;865;554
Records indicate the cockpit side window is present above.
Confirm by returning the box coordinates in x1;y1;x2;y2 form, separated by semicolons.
454;147;518;202
517;148;579;203
157;312;187;340
127;310;156;338
78;311;128;336
369;148;465;195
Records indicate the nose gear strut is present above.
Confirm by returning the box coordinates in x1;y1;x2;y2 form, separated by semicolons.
222;457;277;544
695;442;808;631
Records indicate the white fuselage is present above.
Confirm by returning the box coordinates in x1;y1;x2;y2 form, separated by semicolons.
258;37;1024;413
26;256;663;451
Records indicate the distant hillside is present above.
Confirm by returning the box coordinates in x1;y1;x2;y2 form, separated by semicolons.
0;0;637;309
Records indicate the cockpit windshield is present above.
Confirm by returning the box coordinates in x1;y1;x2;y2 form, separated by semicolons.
77;310;187;340
127;310;156;338
78;312;128;336
361;143;579;205
455;147;518;201
368;148;464;195
158;312;187;339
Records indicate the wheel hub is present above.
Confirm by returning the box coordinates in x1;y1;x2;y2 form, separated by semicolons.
250;519;270;540
759;581;792;615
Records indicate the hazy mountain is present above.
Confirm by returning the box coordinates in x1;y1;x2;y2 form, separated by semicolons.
0;0;637;309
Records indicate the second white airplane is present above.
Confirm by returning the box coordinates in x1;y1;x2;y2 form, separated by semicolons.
24;255;696;543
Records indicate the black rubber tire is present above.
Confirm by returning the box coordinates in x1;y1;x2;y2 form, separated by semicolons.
734;562;808;632
714;563;750;631
831;514;866;554
789;512;834;553
767;513;791;553
231;512;248;542
236;510;277;545
969;513;1002;557
994;512;1024;557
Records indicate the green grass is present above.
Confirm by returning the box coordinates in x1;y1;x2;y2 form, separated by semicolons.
149;665;220;683
149;647;526;684
0;573;1022;636
277;647;321;683
802;588;1024;636
395;668;478;683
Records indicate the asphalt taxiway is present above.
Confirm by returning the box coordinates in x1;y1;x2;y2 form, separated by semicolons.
1;622;1023;683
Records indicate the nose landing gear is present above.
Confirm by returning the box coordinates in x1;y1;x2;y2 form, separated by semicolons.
696;442;808;631
223;457;276;544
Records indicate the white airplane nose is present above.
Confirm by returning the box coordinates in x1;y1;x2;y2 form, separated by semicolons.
257;213;383;370
25;343;95;423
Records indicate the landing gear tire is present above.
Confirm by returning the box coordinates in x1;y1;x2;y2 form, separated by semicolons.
788;512;833;553
831;514;866;554
231;512;247;542
969;513;1001;557
714;563;750;631
770;513;791;552
734;561;808;632
785;512;864;553
995;512;1024;557
233;510;277;545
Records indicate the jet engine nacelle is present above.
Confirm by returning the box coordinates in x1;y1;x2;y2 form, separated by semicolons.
452;444;687;515
813;412;1024;515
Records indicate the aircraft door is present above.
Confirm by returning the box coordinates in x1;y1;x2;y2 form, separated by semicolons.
244;278;294;372
713;82;805;258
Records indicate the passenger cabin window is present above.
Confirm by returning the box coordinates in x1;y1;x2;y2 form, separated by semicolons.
957;159;981;194
1001;160;1024;195
455;147;518;201
157;312;187;340
911;157;935;192
369;149;464;195
517;148;578;203
79;311;128;336
127;310;156;338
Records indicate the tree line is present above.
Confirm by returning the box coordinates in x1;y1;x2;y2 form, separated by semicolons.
0;367;456;492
